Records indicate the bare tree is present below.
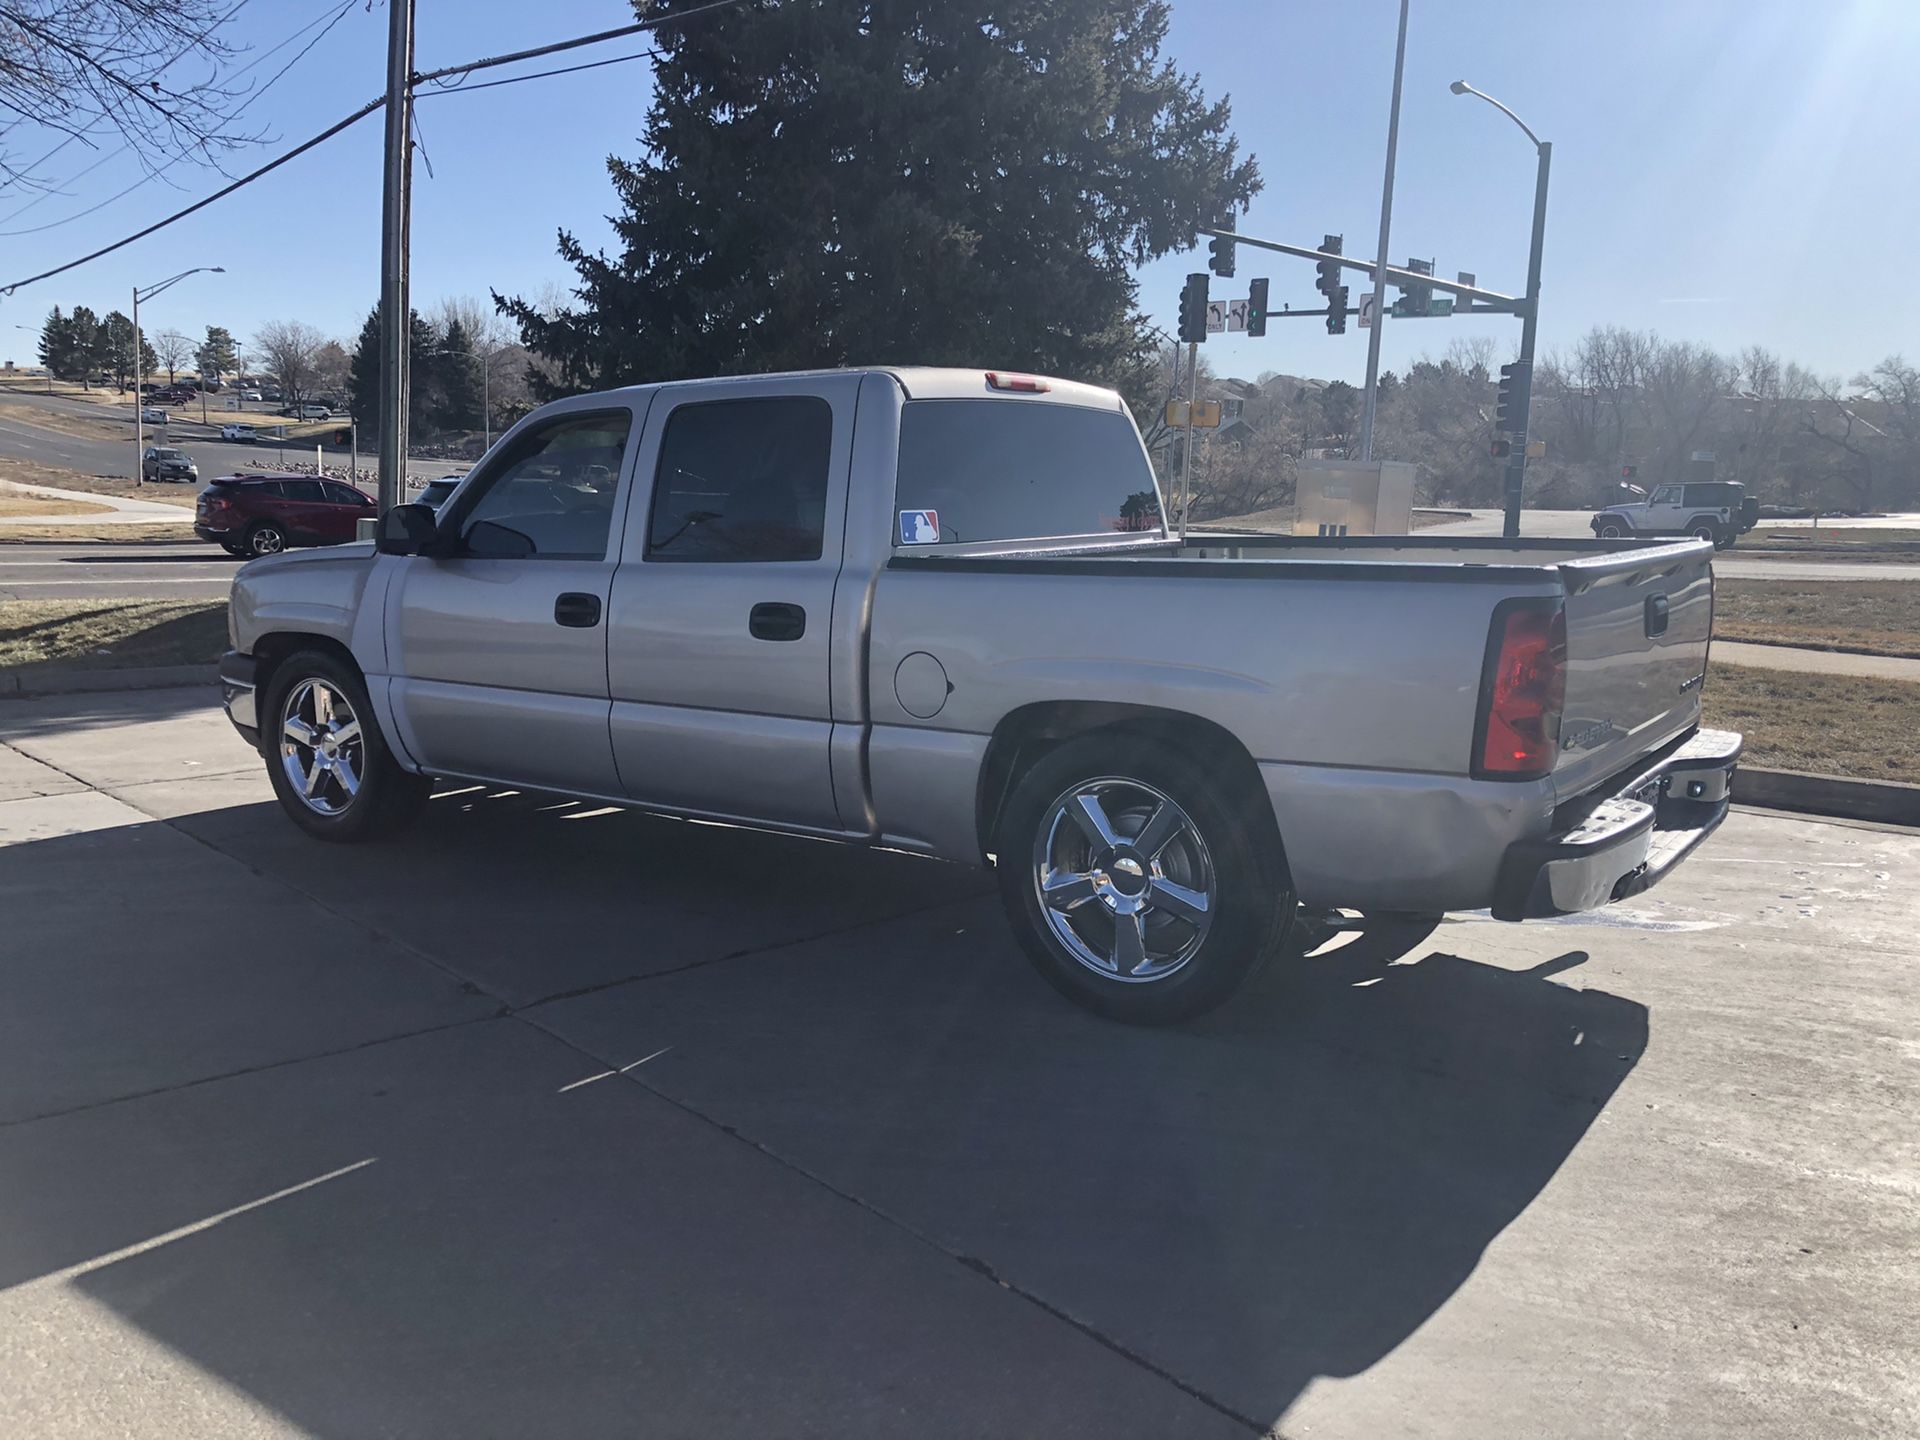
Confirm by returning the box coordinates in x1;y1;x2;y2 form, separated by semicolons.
252;320;327;407
0;1;256;192
149;327;192;384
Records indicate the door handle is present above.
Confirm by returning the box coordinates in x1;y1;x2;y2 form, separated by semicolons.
749;601;806;642
554;592;602;628
1645;594;1669;639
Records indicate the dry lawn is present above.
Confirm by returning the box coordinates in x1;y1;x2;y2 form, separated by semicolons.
1704;664;1920;781
0;523;197;542
0;598;226;673
0;492;111;518
1741;528;1920;564
0;458;198;508
1714;580;1920;659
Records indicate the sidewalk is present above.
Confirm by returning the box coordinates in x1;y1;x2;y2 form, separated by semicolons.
0;477;191;527
1712;639;1920;681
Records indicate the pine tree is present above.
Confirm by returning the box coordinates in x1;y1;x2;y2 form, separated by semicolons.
37;307;76;379
348;303;440;431
501;0;1257;412
198;325;239;384
434;317;483;432
68;306;103;389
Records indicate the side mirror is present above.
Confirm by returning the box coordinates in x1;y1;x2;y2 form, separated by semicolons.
377;502;439;556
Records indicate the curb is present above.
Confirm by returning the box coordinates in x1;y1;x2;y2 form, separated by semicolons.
0;663;217;698
1734;767;1920;828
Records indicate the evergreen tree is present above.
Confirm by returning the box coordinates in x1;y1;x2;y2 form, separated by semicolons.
501;0;1257;410
36;307;77;379
68;306;103;388
434;317;483;431
197;325;239;384
347;303;439;431
99;311;153;390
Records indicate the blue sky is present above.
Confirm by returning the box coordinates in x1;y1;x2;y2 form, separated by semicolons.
3;0;1916;385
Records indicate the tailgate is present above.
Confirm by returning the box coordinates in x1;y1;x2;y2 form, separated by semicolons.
1552;540;1714;799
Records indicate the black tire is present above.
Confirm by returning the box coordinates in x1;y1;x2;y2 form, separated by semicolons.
260;648;431;843
1689;521;1718;545
244;521;288;557
1596;520;1626;539
1714;530;1736;550
994;734;1293;1025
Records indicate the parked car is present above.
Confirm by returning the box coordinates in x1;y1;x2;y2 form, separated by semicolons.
195;473;374;557
297;403;333;420
141;445;196;482
140;406;169;424
219;367;1743;1024
413;476;463;510
1590;480;1760;549
260;388;283;403
220;423;257;443
241;389;263;402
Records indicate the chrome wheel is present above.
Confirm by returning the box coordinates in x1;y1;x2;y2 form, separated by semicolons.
1597;522;1625;538
279;678;363;817
1032;776;1216;984
249;525;285;555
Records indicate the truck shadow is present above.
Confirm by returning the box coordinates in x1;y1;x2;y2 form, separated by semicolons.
0;794;1647;1436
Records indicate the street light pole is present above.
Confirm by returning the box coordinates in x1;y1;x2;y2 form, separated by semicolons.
130;265;223;487
1359;0;1411;462
377;0;417;516
1452;80;1551;539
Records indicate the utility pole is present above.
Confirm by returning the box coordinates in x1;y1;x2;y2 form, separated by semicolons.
377;0;416;515
132;284;143;486
1359;0;1411;461
1500;140;1552;537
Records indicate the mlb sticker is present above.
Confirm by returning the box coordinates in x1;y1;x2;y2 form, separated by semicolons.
899;509;940;544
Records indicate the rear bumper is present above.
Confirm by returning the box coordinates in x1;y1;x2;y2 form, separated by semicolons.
219;650;261;750
1492;727;1744;920
194;523;233;543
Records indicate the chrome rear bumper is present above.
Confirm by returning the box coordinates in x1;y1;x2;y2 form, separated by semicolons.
1492;727;1744;921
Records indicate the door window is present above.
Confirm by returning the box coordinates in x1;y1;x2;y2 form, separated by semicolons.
1649;486;1682;506
646;396;833;562
453;410;633;560
281;479;327;503
323;481;367;506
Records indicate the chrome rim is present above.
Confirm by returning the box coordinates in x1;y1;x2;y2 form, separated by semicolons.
250;526;285;555
1032;776;1216;984
1598;523;1623;538
279;678;363;816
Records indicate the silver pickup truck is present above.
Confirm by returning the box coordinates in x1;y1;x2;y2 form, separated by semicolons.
220;367;1742;1023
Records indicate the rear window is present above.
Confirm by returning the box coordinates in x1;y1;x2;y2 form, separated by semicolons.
895;399;1161;545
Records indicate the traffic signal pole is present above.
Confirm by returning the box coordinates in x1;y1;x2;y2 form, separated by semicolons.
1180;341;1198;543
1501;140;1551;539
1360;0;1411;462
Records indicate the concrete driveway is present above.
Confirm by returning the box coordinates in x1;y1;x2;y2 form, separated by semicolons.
1;689;1915;1438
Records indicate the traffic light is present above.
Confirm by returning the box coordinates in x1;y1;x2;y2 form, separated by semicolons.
1491;438;1512;459
1178;273;1210;345
1247;277;1268;338
1394;258;1435;318
1207;233;1235;279
1496;360;1529;434
1315;234;1343;299
1326;285;1349;335
1621;464;1638;480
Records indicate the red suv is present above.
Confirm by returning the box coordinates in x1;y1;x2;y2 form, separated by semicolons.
195;474;375;557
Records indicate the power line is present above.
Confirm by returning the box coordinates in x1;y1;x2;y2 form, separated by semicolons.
419;46;665;98
1;0;759;297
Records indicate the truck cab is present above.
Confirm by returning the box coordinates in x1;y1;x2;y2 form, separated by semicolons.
1592;480;1759;549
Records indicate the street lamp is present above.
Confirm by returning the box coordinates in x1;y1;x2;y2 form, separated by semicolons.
1450;80;1550;539
133;266;223;485
8;324;52;392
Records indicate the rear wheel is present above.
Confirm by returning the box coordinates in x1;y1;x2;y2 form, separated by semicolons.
995;735;1292;1024
245;521;287;556
261;649;430;843
1689;521;1718;545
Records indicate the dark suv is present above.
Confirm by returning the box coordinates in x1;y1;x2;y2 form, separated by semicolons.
195;474;375;557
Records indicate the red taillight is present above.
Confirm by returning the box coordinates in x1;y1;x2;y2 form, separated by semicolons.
985;371;1049;393
1475;602;1567;778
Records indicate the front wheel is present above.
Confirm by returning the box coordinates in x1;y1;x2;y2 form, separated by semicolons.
261;649;430;843
1596;520;1626;539
995;735;1293;1024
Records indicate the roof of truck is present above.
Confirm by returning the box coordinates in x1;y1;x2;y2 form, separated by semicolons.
553;367;1127;413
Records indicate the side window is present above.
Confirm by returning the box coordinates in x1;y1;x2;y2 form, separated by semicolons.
323;481;364;506
281;479;327;503
455;410;632;561
646;396;833;562
1650;486;1681;506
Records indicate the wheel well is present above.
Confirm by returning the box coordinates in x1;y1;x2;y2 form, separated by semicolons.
251;631;359;701
975;702;1281;864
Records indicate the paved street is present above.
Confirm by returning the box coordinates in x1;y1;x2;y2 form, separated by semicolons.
0;542;237;600
1425;507;1920;537
0;688;1914;1438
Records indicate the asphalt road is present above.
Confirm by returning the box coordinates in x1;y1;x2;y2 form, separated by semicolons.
1425;507;1920;537
0;687;1914;1438
0;388;454;484
0;542;238;601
